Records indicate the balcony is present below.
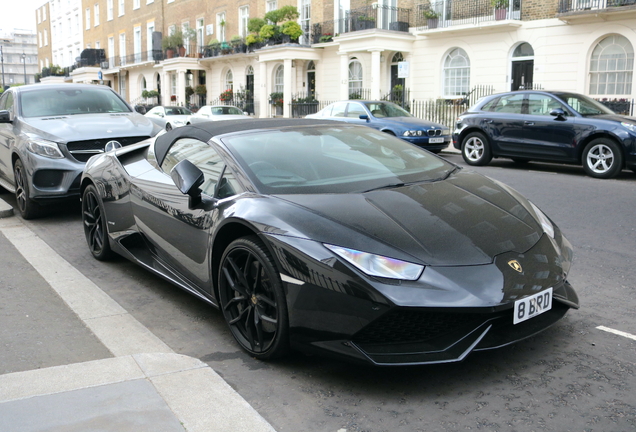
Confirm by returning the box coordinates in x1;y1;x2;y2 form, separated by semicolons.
414;0;521;30
311;4;412;43
558;0;636;20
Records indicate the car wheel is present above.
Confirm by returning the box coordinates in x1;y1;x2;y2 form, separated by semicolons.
461;132;492;166
13;159;42;219
582;138;623;179
82;184;112;260
218;236;289;360
165;123;172;131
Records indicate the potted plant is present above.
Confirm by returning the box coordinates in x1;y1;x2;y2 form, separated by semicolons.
423;9;439;29
281;21;303;43
195;85;207;95
170;94;177;102
206;38;220;57
245;34;263;51
220;89;233;102
319;33;333;43
259;24;279;44
354;15;376;31
270;91;284;115
185;86;194;102
492;0;509;20
230;35;245;53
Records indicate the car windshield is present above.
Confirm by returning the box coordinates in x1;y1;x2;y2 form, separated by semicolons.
165;107;192;115
20;87;131;117
556;92;615;116
223;125;454;194
211;106;243;115
363;102;412;118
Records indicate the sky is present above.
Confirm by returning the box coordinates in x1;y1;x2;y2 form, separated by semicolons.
0;0;44;34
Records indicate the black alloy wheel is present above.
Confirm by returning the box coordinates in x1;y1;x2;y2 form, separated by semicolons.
582;138;623;179
461;131;493;166
218;236;289;360
82;185;112;260
13;159;41;219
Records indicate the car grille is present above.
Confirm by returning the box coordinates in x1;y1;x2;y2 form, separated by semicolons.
353;309;492;345
427;129;443;136
66;136;150;162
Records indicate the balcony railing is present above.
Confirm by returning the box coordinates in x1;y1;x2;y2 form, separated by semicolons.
414;0;521;30
558;0;636;13
311;4;411;43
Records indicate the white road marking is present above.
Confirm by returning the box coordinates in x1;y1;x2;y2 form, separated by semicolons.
596;325;636;341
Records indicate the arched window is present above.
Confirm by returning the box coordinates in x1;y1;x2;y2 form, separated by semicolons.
246;65;254;76
141;76;147;91
225;70;234;91
590;35;634;95
391;52;404;63
443;48;470;97
274;64;284;93
513;43;534;58
348;58;363;99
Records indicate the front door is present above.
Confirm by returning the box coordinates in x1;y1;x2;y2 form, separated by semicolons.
511;60;534;91
246;73;254;114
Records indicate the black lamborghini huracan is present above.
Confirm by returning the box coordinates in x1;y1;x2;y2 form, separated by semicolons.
80;118;579;365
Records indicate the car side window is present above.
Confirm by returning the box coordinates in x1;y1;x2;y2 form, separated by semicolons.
527;94;564;116
491;94;524;114
331;102;348;118
162;138;225;197
217;167;244;199
346;103;367;118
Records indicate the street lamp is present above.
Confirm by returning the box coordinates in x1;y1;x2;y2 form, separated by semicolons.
22;53;27;85
0;46;5;90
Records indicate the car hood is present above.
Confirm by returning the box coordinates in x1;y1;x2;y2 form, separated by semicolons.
585;113;635;123
268;170;543;266
22;113;156;143
374;116;446;130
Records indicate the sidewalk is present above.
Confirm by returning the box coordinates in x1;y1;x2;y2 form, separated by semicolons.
0;197;276;432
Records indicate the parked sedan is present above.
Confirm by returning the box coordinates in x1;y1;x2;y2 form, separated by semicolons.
80;118;578;365
0;83;161;218
145;106;193;131
306;100;451;153
188;105;251;124
453;90;636;179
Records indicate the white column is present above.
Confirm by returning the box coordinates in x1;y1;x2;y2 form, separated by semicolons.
259;61;268;118
370;50;382;100
177;69;186;106
283;58;293;118
339;52;349;100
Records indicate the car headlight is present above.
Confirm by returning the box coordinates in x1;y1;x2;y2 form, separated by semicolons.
441;128;450;136
26;138;64;159
620;121;636;133
324;244;424;280
403;130;424;137
529;202;555;239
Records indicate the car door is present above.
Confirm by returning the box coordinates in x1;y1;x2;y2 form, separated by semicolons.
129;137;232;291
481;93;527;154
0;91;16;184
344;102;373;128
521;93;581;161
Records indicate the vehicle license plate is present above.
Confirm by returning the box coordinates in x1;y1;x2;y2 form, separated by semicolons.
513;288;553;324
429;137;445;143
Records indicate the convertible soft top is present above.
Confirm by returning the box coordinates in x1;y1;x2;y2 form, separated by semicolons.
154;118;340;166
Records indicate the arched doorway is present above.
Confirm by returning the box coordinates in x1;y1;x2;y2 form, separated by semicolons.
511;43;534;91
246;65;254;114
306;61;316;99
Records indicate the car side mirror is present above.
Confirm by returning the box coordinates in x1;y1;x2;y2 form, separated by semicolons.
0;110;11;123
171;159;205;207
550;108;566;119
243;111;249;116
359;114;370;122
134;105;147;115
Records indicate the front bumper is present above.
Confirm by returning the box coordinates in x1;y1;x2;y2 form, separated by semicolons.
23;150;84;202
402;135;452;151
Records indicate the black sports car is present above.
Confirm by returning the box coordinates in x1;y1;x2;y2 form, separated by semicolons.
80;118;579;365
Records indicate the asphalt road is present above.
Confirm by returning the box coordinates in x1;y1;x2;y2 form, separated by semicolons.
2;155;635;432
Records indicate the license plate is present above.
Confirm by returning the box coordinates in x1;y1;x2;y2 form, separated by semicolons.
513;288;553;324
429;137;445;144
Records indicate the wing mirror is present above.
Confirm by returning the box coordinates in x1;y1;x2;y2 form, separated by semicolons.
550;108;567;119
134;105;147;115
0;110;11;123
171;159;205;207
359;114;370;122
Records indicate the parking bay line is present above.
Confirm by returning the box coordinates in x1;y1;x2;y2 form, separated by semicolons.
596;325;636;341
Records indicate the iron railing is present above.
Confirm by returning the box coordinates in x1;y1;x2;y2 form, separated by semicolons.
596;98;634;115
558;0;636;13
415;0;522;30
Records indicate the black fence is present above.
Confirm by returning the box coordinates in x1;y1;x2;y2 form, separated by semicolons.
558;0;636;13
415;0;522;29
597;98;634;115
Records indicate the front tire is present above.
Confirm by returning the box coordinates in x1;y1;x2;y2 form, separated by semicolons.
461;132;492;166
13;159;42;219
582;138;623;179
82;185;112;260
218;236;289;360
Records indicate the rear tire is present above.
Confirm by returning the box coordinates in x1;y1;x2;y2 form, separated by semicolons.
461;132;492;166
582;138;623;179
13;159;42;219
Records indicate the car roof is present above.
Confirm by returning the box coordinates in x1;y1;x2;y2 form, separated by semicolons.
154;118;341;166
12;83;115;93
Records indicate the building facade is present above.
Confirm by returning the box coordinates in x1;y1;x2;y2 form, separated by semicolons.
0;30;38;89
35;0;636;120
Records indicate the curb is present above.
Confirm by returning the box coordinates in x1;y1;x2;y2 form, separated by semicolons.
0;197;13;218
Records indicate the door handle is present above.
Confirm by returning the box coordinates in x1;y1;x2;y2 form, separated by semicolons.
484;119;493;124
524;121;535;126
